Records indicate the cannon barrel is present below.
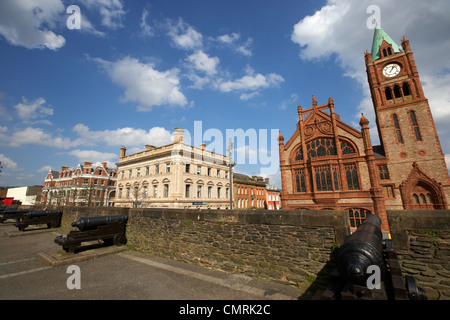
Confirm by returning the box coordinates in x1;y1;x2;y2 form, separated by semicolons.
24;210;62;218
1;208;31;214
71;214;128;231
337;213;384;286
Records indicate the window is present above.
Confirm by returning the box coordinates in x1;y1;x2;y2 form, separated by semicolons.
153;185;158;198
217;187;221;198
226;188;229;199
164;184;169;198
315;166;333;192
341;141;355;155
197;185;202;198
295;148;303;161
126;187;130;199
409;111;422;141
348;209;370;229
225;171;228;179
143;186;148;198
392;114;404;144
185;184;190;198
394;85;402;98
186;164;190;173
345;164;360;191
207;168;211;176
197;166;201;175
146;166;149;176
128;170;132;178
155;165;159;174
217;169;220;178
403;83;411;96
378;165;390;180
385;87;393;100
208;186;212;198
119;188;123;198
166;163;170;173
136;168;140;177
306;139;337;159
384;186;395;198
295;170;306;193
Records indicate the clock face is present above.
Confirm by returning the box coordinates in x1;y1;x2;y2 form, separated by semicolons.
382;64;401;77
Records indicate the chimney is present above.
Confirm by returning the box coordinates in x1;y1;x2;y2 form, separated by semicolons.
102;162;107;169
201;143;206;151
173;128;185;144
84;161;92;167
61;166;69;171
120;146;126;159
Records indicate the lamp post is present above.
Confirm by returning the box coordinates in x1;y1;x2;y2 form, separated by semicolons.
227;138;234;210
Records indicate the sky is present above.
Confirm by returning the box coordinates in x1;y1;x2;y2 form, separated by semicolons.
0;0;449;189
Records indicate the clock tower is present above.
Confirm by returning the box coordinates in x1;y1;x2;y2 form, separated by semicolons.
365;26;450;210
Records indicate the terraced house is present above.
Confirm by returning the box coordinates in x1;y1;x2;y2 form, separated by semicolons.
115;128;232;209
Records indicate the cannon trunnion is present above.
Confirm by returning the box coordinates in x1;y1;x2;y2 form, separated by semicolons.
54;214;128;253
323;213;427;300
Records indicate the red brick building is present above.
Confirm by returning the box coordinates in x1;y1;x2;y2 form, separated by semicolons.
40;161;117;207
233;174;267;209
278;26;450;234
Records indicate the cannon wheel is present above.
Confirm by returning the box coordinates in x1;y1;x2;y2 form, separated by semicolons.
113;234;127;246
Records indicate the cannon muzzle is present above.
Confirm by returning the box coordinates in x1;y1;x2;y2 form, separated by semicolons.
337;213;384;286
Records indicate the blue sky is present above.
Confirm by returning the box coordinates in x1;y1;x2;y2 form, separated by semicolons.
1;0;449;188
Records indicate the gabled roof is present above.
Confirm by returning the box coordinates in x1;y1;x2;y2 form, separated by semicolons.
371;26;403;61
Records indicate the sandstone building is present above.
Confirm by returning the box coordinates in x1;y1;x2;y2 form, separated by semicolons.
278;26;450;234
115;128;232;209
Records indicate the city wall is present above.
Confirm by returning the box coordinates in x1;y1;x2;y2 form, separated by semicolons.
54;206;450;299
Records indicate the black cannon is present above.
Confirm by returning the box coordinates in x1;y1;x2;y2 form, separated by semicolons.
0;208;31;223
14;210;62;231
322;213;427;300
54;214;128;253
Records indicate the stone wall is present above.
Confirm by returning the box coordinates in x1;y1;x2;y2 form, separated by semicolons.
387;210;450;300
57;206;349;294
126;208;349;294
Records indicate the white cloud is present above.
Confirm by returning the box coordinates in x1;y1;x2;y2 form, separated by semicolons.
166;18;203;50
218;72;284;93
14;97;53;123
72;124;173;147
91;56;188;111
186;50;219;75
65;149;117;163
78;0;125;29
291;0;450;152
140;8;153;37
0;153;18;171
240;92;260;101
4;127;77;149
37;165;53;173
0;0;66;50
216;33;253;56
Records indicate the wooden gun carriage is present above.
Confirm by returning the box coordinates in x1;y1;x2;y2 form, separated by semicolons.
54;214;128;253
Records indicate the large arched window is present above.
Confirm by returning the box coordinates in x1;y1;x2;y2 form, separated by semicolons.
306;138;337;159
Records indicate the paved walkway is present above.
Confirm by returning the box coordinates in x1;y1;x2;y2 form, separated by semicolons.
0;223;302;301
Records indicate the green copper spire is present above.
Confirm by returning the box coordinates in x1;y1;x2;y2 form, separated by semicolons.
370;25;403;61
